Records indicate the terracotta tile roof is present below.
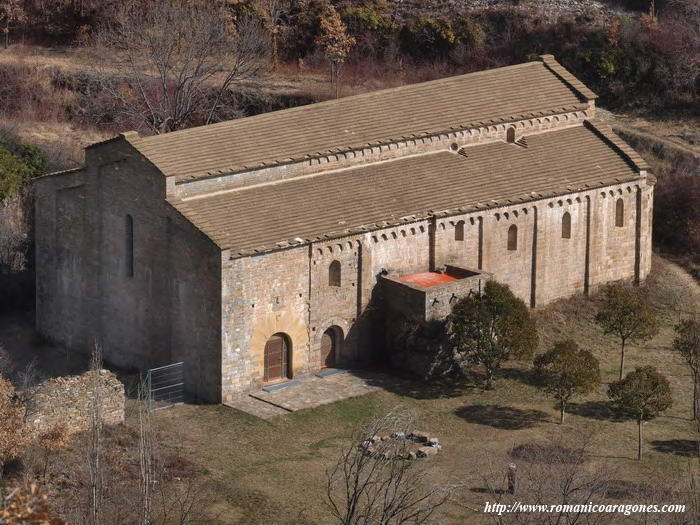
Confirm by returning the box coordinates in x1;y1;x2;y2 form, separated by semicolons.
124;58;594;180
170;124;643;256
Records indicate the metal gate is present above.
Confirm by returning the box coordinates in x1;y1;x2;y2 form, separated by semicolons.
147;362;184;411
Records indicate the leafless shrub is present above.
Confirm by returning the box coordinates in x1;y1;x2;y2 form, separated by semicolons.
137;376;154;525
0;192;30;274
85;344;104;525
256;0;288;69
475;433;616;525
0;483;66;524
326;408;452;525
91;0;268;134
0;373;27;479
659;0;700;99
0;344;16;379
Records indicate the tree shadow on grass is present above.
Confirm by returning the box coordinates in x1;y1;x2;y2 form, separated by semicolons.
651;439;700;458
470;487;509;495
498;366;539;387
606;480;655;500
455;404;550;430
566;401;629;422
352;369;480;400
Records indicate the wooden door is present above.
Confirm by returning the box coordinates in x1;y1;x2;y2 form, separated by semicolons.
321;329;335;368
264;335;288;382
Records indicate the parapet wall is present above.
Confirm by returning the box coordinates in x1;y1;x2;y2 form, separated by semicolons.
381;266;491;320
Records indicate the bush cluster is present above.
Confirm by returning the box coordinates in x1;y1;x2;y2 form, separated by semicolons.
2;1;697;111
0;131;47;200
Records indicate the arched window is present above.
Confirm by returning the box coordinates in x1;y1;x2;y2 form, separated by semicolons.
329;260;341;287
507;224;518;251
455;221;465;241
615;198;624;227
562;212;571;239
125;214;134;278
506;127;516;143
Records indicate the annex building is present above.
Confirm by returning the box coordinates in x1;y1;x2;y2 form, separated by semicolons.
34;56;654;403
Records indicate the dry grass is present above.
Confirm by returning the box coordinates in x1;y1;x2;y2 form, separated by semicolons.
0;257;697;523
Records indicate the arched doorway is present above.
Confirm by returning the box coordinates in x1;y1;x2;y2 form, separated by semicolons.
264;333;290;383
321;326;342;368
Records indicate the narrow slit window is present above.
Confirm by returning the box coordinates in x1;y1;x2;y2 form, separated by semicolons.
507;224;518;251
615;198;624;227
329;260;341;287
562;212;571;239
455;221;465;241
125;214;134;278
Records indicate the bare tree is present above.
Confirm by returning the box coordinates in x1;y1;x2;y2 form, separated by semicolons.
92;0;268;134
85;344;104;525
475;433;616;525
257;0;288;69
135;374;213;525
662;0;700;99
326;409;451;525
137;377;154;525
0;373;27;479
0;0;26;49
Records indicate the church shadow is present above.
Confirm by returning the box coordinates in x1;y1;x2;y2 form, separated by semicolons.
566;401;629;422
454;404;550;430
651;439;700;458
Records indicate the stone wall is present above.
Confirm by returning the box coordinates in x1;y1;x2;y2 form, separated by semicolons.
34;141;222;403
221;247;311;401
220;180;653;399
26;370;124;434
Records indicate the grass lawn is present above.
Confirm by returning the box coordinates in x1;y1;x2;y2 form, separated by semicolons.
140;255;700;524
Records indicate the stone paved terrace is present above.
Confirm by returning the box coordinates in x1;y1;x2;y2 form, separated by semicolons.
225;370;404;419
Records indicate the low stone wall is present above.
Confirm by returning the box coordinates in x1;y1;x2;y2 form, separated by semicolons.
26;370;125;434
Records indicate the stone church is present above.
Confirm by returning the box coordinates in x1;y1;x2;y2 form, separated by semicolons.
34;56;653;404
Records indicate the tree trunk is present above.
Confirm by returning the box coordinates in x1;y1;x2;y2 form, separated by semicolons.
637;417;643;460
693;377;698;421
271;31;278;70
560;400;565;424
484;369;494;390
619;338;626;381
335;62;341;99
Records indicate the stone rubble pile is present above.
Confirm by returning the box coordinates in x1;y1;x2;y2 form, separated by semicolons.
360;430;442;460
26;369;125;434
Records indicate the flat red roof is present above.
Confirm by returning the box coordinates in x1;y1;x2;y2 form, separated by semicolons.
399;272;459;288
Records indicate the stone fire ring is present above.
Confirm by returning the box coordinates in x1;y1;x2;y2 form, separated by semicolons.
359;430;442;460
